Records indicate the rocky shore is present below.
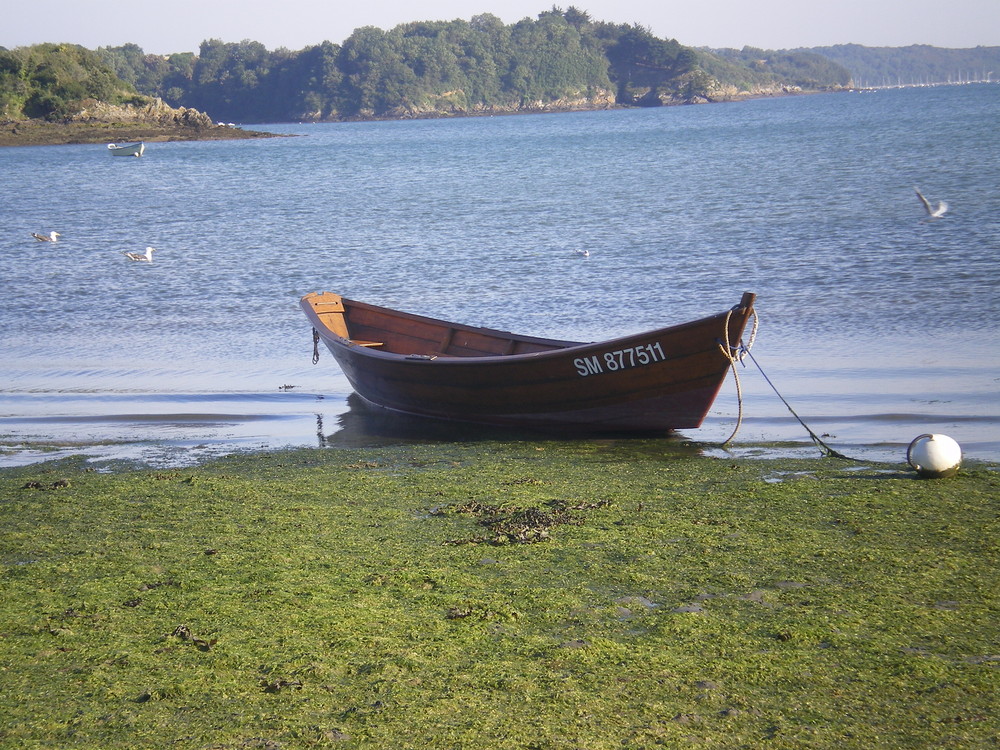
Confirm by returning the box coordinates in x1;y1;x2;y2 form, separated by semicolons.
335;82;812;121
1;84;821;146
0;98;279;148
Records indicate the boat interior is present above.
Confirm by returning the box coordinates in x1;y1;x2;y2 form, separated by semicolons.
305;292;575;358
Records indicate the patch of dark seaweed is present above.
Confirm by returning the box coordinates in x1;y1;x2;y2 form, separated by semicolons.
441;497;612;545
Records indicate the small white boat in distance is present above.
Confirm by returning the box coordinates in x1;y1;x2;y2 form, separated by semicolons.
108;142;145;157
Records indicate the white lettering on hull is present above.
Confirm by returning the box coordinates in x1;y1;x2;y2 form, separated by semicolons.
574;341;666;377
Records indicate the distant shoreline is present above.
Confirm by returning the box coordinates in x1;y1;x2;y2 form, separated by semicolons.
8;81;986;148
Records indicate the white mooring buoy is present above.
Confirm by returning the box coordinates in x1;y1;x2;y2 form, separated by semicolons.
907;433;962;478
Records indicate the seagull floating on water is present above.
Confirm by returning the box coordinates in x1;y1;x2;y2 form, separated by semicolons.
575;248;590;257
32;231;61;242
914;187;948;218
123;247;155;262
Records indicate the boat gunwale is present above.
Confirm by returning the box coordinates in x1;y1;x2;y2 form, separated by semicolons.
303;292;755;367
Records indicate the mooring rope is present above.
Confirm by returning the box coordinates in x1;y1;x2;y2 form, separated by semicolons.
742;347;852;460
717;305;758;446
312;328;321;365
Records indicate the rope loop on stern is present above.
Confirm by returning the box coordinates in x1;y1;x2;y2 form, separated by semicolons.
717;303;758;446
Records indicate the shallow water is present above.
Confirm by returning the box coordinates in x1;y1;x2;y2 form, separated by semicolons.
1;84;998;467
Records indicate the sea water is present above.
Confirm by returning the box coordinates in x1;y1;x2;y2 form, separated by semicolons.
1;84;998;466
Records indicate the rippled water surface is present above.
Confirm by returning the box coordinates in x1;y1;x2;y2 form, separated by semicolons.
2;84;998;466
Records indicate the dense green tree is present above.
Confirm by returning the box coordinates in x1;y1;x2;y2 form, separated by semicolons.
462;14;510;104
594;22;689;103
267;41;342;120
505;12;610;102
99;43;191;100
0;43;139;120
705;46;851;90
562;6;592;31
0;49;26;117
338;26;405;115
182;39;273;118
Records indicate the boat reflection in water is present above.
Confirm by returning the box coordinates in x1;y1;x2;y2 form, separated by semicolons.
316;393;707;459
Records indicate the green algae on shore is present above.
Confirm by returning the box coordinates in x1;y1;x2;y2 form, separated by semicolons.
1;442;997;748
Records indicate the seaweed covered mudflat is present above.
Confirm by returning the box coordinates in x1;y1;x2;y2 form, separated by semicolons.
1;442;997;748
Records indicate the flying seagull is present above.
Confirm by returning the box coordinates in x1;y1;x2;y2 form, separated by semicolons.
914;187;948;218
32;231;61;242
123;247;155;262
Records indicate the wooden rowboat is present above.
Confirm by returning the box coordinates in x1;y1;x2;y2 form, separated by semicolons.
301;291;756;432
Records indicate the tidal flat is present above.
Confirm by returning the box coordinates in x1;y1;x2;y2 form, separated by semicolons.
0;119;277;147
1;441;997;748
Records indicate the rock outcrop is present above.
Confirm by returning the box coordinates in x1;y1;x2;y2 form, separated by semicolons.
0;98;275;147
68;98;216;129
345;89;618;121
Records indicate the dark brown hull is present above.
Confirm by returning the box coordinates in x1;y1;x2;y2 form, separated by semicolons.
301;292;756;432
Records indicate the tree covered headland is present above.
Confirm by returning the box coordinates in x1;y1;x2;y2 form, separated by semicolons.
6;7;997;127
0;43;147;121
0;8;854;124
102;10;733;122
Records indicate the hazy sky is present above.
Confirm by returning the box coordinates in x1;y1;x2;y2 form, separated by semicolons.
5;0;998;54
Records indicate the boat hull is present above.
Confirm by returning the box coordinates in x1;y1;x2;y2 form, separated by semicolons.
302;292;756;433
